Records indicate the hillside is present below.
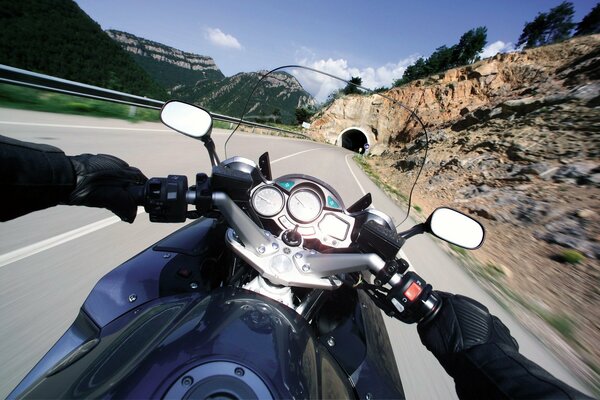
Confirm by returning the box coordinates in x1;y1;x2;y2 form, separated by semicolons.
0;0;166;99
172;70;315;124
311;34;600;389
106;30;224;91
108;31;314;124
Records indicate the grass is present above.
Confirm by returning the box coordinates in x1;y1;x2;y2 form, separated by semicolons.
353;155;408;202
0;83;160;122
559;249;585;264
484;262;506;278
449;244;468;257
541;312;575;340
412;204;422;212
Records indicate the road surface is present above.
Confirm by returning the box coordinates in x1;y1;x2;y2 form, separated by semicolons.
0;108;591;398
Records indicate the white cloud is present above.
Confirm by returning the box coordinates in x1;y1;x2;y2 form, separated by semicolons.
205;27;242;50
293;54;418;102
479;40;516;59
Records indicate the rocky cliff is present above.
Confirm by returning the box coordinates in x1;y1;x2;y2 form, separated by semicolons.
312;34;600;391
107;30;224;91
310;34;599;154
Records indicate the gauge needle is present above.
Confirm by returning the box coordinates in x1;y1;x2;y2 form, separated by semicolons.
296;197;306;207
258;195;273;205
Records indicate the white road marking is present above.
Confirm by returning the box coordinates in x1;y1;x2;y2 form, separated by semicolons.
0;208;144;268
344;154;367;195
0;120;171;132
271;148;325;164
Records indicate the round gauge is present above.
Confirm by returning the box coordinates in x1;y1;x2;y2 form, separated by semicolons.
252;186;285;217
288;189;322;223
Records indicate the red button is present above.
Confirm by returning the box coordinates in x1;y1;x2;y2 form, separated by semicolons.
404;282;422;301
177;267;192;278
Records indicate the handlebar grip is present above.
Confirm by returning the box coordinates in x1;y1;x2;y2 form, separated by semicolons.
127;185;146;206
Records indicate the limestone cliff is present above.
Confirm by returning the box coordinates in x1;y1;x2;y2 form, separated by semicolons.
310;34;599;155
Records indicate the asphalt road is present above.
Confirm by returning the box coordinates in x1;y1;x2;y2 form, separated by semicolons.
0;109;591;398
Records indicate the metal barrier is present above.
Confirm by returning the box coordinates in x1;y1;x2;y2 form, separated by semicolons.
0;64;307;138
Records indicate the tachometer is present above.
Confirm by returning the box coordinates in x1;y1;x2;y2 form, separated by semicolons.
252;186;284;217
288;189;322;223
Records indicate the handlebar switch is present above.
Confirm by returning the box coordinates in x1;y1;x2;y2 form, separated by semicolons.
144;175;188;222
387;271;441;324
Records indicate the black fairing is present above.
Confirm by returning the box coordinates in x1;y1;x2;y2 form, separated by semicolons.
15;289;356;399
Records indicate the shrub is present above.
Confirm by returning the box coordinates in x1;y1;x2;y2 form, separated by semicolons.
559;249;585;264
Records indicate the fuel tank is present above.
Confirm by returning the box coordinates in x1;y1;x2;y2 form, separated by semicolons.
13;288;356;399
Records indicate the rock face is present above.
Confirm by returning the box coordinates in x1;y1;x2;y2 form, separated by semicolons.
310;34;600;155
107;30;224;89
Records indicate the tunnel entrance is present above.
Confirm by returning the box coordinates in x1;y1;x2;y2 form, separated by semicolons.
338;128;368;153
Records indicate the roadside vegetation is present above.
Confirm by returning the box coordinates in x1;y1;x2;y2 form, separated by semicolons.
0;83;160;122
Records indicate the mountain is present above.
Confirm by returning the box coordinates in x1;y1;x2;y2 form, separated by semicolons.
312;34;600;389
172;70;315;124
106;30;224;91
0;0;167;100
108;31;314;124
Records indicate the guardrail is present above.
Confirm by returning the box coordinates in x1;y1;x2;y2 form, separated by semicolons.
0;64;307;138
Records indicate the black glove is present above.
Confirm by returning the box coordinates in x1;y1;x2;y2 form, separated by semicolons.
66;154;147;223
417;291;518;374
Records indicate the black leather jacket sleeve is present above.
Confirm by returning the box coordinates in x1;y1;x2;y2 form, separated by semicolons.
418;292;594;399
0;135;75;221
449;343;594;399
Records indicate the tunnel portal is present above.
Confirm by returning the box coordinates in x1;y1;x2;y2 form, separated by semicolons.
338;128;369;153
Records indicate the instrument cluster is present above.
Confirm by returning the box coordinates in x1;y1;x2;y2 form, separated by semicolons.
250;176;355;248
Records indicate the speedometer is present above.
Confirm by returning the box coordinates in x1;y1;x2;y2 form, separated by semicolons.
252;186;284;217
288;189;322;223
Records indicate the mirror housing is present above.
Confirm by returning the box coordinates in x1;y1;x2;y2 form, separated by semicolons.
426;207;485;249
160;100;213;141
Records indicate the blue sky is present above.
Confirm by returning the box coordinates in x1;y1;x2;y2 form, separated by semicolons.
75;0;597;96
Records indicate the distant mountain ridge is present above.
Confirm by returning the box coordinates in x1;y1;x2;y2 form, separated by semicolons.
108;30;314;124
172;70;315;123
106;30;224;91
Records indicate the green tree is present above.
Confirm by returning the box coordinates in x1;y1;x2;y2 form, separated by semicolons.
453;27;488;65
393;27;487;87
427;45;456;72
575;3;600;36
517;2;575;48
295;107;314;124
343;76;362;95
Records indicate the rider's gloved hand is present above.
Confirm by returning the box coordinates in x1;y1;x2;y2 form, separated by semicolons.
417;291;518;375
66;154;147;223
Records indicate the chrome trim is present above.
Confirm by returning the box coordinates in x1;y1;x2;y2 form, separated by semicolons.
213;192;278;257
296;252;386;276
225;229;341;289
221;156;257;169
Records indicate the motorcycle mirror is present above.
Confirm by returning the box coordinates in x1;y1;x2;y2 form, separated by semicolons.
426;207;485;249
160;100;213;141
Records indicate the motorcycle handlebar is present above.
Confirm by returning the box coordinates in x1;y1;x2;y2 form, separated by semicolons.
127;185;146;206
131;175;442;324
